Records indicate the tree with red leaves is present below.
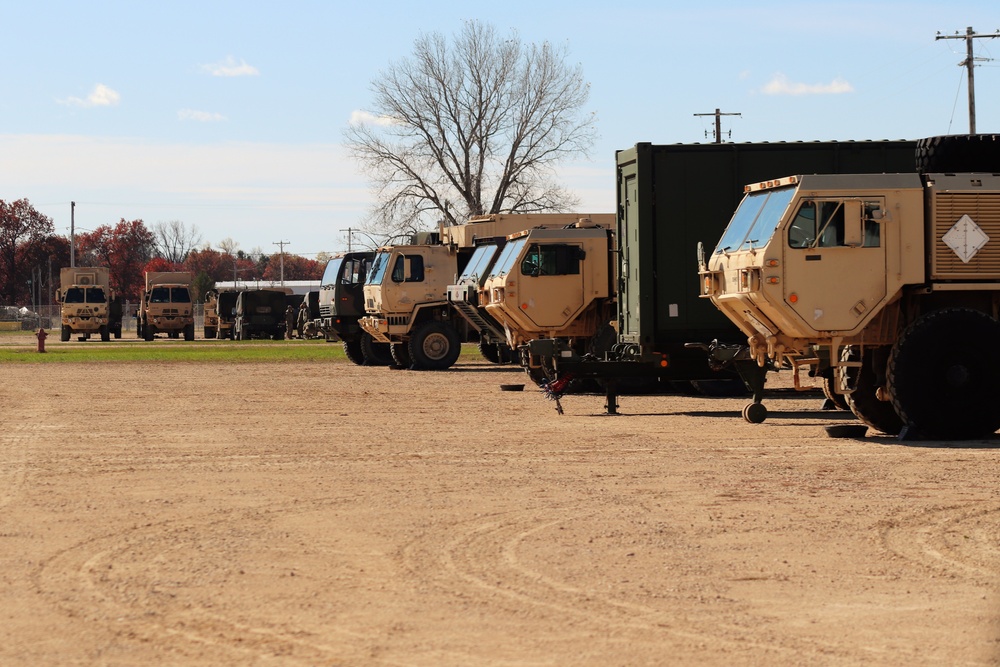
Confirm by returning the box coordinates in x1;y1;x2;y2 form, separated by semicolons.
75;219;156;301
261;254;323;281
0;199;55;305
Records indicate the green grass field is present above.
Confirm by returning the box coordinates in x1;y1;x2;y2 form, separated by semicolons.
0;331;485;364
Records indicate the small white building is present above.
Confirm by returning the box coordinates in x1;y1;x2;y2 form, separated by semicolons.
214;280;320;296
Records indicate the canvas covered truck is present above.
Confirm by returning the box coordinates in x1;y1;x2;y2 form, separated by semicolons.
203;287;240;339
138;272;195;341
233;288;287;340
523;140;918;412
56;267;115;342
701;134;1000;440
446;213;614;364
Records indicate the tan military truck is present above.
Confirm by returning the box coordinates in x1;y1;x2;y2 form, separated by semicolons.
203;287;240;339
359;214;611;370
137;271;195;341
55;267;114;342
701;136;1000;439
445;214;614;365
481;224;616;386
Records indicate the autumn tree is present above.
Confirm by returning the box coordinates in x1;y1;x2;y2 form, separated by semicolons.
345;20;596;237
17;234;70;307
76;219;156;300
152;220;203;264
0;199;55;305
261;254;323;282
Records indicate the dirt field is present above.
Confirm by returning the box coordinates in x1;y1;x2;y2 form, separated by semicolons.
2;346;999;666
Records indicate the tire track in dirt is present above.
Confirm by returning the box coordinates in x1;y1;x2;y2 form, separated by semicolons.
880;503;1000;584
399;507;869;664
33;497;403;666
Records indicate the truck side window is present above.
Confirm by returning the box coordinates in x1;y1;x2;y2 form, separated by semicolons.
391;255;424;282
150;286;171;303
788;202;816;248
521;245;581;276
863;203;882;247
788;201;844;248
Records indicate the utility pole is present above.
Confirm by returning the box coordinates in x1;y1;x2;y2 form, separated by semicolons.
273;240;290;286
340;227;354;253
936;26;1000;134
70;201;76;268
694;108;741;143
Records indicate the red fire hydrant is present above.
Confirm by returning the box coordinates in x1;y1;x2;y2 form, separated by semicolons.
36;328;47;353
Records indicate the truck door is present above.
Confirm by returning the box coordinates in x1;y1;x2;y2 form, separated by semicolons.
619;170;641;340
516;243;585;328
781;198;888;333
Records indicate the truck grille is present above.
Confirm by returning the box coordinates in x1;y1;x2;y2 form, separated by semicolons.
931;192;1000;279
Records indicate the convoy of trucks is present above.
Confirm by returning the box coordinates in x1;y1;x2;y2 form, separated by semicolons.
137;272;195;341
518;140;918;411
357;213;613;370
702;134;1000;439
45;134;1000;440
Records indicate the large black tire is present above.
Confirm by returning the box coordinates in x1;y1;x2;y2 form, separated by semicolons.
888;309;1000;440
844;346;903;436
143;323;154;341
343;338;365;365
184;324;195;341
391;342;413;368
915;134;1000;174
407;321;461;370
60;325;70;342
100;325;110;342
359;332;393;366
478;339;512;364
204;326;217;339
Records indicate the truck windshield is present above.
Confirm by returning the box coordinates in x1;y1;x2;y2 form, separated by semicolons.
171;287;191;302
366;251;391;285
321;258;344;288
85;287;106;303
458;244;499;284
150;286;171;303
714;186;796;253
490;238;527;278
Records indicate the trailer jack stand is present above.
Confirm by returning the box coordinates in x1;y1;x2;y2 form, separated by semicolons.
604;379;619;415
734;359;768;423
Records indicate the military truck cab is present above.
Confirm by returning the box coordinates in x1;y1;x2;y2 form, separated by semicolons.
56;267;114;342
703;163;1000;439
360;244;465;370
138;272;195;341
204;288;240;339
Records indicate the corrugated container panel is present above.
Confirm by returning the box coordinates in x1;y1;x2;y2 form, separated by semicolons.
931;193;1000;279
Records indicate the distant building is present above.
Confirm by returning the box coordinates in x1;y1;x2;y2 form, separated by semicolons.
214;280;320;296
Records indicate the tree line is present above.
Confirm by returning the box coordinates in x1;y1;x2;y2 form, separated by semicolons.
0;199;326;307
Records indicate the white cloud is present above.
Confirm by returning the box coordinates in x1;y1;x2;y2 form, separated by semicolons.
349;110;399;126
58;83;121;108
201;56;259;77
760;73;853;96
178;109;227;122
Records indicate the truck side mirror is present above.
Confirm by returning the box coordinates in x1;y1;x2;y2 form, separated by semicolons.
844;200;863;247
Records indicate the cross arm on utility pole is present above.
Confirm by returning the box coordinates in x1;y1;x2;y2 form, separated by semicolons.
936;26;1000;134
693;108;742;143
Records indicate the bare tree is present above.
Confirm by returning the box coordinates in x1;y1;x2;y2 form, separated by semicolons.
217;237;240;256
345;20;596;236
152;220;203;265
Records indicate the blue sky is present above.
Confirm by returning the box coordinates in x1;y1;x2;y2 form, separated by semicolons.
1;1;997;258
